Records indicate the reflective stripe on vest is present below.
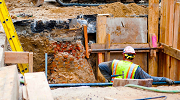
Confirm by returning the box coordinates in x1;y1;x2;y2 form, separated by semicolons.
112;60;120;75
126;64;136;79
111;60;138;82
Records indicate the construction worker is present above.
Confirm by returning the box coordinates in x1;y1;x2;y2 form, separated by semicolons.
98;46;174;85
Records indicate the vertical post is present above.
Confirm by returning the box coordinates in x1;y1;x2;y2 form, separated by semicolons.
29;52;33;73
176;2;180;81
159;0;167;77
148;0;159;76
83;25;89;58
45;53;47;79
171;2;180;81
165;0;176;78
96;16;107;82
105;34;110;62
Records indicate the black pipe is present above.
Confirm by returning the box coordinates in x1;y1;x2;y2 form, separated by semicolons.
152;81;180;85
56;0;149;6
49;83;113;87
49;81;180;87
89;47;160;53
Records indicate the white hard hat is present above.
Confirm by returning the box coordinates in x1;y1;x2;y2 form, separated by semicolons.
123;46;135;54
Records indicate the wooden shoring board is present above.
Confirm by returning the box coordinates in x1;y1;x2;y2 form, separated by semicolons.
24;72;53;100
4;51;33;73
113;79;153;87
106;17;147;44
159;0;167;77
160;43;180;60
170;2;180;81
105;34;110;61
164;0;176;78
96;16;106;82
5;51;29;63
0;34;6;67
148;0;159;77
149;33;158;76
91;43;150;52
0;65;19;100
177;2;180;81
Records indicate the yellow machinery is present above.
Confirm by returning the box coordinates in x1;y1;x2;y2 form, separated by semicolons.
0;0;29;75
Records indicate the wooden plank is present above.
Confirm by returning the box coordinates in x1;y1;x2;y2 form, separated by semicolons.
149;33;158;76
170;2;180;81
161;43;180;60
23;86;28;100
5;51;29;63
91;43;150;53
29;52;33;73
173;2;180;49
148;0;159;41
168;0;176;80
0;65;19;100
160;0;167;43
0;34;7;67
105;34;110;61
113;79;153;87
148;0;159;77
96;16;107;44
24;72;53;100
177;2;180;81
163;0;170;78
158;51;164;77
159;0;167;78
83;25;89;58
106;18;147;43
96;16;107;82
149;33;157;57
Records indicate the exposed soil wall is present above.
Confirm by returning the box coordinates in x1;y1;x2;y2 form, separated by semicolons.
4;0;149;83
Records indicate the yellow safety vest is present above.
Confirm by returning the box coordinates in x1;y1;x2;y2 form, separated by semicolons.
111;59;139;82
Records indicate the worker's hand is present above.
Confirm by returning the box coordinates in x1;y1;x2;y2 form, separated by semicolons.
166;78;174;85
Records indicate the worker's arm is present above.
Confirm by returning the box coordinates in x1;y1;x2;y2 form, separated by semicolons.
134;67;174;85
98;61;112;82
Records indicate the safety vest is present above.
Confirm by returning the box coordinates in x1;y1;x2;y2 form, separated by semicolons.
111;59;139;82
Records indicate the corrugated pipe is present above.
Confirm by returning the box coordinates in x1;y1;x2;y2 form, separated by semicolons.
125;84;180;93
49;81;180;87
56;0;149;6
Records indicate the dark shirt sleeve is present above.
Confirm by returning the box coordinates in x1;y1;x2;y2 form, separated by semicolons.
134;66;166;82
98;61;112;81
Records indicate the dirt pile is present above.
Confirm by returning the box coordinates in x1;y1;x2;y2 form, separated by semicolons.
19;28;96;83
49;2;148;18
48;41;96;83
7;1;148;19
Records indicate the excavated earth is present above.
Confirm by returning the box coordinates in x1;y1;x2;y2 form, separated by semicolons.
4;0;180;100
5;0;149;84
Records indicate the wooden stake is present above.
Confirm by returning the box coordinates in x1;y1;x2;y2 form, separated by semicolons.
148;0;159;76
105;34;110;61
83;25;89;58
96;16;107;82
29;52;33;73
